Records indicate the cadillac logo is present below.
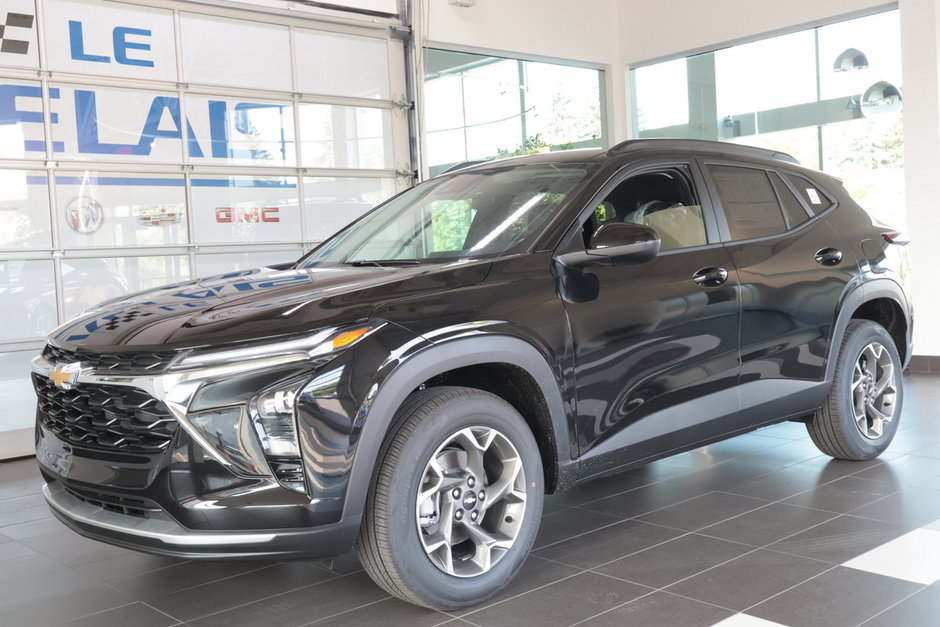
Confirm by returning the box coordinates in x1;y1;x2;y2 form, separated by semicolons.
66;196;104;234
49;364;80;389
135;207;182;227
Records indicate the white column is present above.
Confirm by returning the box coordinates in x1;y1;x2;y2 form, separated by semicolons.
899;0;940;357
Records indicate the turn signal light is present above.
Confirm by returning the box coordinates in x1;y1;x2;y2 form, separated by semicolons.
883;232;910;245
332;328;371;350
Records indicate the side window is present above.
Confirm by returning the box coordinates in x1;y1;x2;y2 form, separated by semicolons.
769;172;811;229
585;169;707;252
708;165;786;240
785;174;833;215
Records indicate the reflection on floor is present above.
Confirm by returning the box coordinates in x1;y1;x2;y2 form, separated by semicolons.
1;374;939;627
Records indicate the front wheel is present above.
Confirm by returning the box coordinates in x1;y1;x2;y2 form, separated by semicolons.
807;320;903;460
356;386;544;609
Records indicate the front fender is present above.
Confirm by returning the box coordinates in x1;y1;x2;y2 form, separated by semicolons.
341;334;574;521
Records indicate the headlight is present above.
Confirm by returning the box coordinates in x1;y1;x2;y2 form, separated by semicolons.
170;324;382;371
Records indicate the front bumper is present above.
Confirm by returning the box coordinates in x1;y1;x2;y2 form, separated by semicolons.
42;479;359;560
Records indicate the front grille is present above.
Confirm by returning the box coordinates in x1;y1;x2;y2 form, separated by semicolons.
42;345;178;374
63;485;161;518
33;374;179;453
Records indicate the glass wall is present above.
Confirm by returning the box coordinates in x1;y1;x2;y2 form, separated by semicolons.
631;10;903;228
424;49;606;176
0;0;408;452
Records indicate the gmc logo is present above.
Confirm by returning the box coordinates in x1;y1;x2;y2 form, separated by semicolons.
215;207;280;223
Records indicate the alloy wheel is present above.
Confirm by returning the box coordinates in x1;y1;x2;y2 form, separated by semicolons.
415;426;527;577
852;341;898;439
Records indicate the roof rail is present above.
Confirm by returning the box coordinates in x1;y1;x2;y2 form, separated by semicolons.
440;159;491;174
607;138;799;165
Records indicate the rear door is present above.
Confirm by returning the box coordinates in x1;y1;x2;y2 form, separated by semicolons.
700;161;858;426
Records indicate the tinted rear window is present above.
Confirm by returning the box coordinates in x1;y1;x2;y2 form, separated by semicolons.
708;165;786;240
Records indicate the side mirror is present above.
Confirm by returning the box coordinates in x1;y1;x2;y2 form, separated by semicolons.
555;223;661;269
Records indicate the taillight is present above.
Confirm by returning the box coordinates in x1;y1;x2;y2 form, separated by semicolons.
882;232;910;245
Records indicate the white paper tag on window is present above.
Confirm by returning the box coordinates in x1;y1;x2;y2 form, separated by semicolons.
806;188;822;205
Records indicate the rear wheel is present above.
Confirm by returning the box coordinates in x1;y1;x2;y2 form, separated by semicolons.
356;386;543;609
807;320;903;460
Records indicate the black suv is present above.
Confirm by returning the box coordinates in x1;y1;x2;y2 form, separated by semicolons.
33;139;912;609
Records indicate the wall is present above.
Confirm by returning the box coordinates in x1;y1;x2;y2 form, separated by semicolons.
619;0;894;65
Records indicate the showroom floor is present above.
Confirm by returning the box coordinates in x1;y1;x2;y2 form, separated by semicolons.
2;375;939;627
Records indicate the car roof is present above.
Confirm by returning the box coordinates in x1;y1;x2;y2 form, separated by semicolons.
443;138;800;174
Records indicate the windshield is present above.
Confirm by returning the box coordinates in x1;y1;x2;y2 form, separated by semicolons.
296;164;591;267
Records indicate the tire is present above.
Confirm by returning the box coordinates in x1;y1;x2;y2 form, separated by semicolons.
355;386;544;610
807;320;903;460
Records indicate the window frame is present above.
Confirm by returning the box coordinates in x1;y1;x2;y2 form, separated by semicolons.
554;158;723;258
698;158;838;244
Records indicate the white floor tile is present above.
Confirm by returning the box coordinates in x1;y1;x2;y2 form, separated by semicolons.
844;528;940;584
711;613;789;627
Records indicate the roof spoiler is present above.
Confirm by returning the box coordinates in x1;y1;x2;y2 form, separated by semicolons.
607;139;799;165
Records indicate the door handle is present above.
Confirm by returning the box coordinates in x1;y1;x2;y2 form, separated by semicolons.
815;247;843;266
691;266;729;288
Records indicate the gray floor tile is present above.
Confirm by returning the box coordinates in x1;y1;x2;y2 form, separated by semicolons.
578;590;734;626
666;548;832;611
636;492;769;531
623;451;724;482
862;580;940;627
0;551;70;583
594;533;752;588
311;551;363;575
105;560;276;600
532;507;624;549
463;571;650;627
0;579;134;627
147;561;337;621
783;476;898;513
848;487;940;531
852;454;940;490
57;602;179;627
749;566;922;627
305;597;453;626
769;515;907;563
454;555;581;616
582;481;712;519
186;571;388;627
72;551;185;582
720;465;825;501
701;502;837;547
533;518;682;568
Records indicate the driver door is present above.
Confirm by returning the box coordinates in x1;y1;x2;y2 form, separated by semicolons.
555;162;741;478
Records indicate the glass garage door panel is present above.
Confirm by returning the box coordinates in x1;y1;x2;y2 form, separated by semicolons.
303;176;395;241
0;259;56;341
295;29;390;99
180;13;292;91
190;175;301;245
61;255;190;321
298;104;394;169
185;95;296;167
0;171;52;249
54;172;187;248
0;351;40;432
50;83;185;164
0;78;46;160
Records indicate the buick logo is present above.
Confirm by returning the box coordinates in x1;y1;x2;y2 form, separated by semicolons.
66;196;104;234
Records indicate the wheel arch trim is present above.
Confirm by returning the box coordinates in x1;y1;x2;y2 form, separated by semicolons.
342;335;572;520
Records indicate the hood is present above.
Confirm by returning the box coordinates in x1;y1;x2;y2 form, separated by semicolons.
49;261;492;352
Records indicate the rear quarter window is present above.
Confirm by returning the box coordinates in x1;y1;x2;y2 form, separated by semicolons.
785;174;834;214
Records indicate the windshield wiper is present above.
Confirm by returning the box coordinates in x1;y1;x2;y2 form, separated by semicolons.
345;259;423;267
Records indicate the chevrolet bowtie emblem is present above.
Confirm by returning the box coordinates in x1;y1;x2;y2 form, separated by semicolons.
49;366;74;389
